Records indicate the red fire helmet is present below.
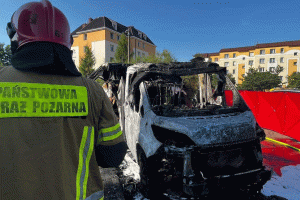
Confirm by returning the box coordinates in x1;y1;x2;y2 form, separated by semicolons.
7;0;73;50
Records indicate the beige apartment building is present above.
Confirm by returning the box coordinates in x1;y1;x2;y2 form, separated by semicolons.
202;40;300;86
71;17;156;69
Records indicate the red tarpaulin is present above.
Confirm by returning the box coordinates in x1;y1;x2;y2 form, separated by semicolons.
225;90;300;141
261;139;300;176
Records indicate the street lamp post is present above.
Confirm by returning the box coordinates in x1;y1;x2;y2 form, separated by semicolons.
125;28;130;64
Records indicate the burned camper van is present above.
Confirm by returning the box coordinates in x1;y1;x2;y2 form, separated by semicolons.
89;60;271;198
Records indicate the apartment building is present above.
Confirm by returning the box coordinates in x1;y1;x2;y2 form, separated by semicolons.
71;17;156;69
202;40;300;85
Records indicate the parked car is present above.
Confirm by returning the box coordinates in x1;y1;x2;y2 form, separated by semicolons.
89;60;271;199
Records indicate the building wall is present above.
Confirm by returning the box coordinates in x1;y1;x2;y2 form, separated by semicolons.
91;40;106;68
209;46;300;86
72;28;156;68
288;59;298;76
71;46;79;67
238;64;245;85
105;40;118;63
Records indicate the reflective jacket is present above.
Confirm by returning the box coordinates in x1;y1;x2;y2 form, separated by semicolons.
0;66;125;200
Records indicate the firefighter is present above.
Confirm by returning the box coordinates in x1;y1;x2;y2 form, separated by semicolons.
0;0;127;199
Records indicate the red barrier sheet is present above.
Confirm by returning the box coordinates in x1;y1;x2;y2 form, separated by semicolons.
225;91;300;141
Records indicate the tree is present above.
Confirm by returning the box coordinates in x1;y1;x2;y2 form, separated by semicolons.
113;33;133;63
0;43;12;67
133;49;177;64
182;74;199;101
287;72;300;89
193;53;206;59
238;66;282;91
79;46;95;77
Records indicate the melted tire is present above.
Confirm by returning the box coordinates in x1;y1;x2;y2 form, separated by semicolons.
137;149;165;199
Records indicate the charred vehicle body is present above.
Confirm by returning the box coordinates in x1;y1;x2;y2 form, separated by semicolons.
89;60;272;198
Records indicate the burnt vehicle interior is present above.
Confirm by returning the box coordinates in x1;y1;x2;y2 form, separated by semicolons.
127;60;249;118
88;60;249;118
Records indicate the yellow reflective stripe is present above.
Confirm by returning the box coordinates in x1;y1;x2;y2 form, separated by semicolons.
83;127;95;199
101;123;120;133
102;130;122;142
76;126;95;200
266;137;300;153
0;82;88;118
98;123;122;143
76;127;88;200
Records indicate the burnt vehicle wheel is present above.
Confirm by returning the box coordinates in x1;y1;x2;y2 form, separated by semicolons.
137;148;166;199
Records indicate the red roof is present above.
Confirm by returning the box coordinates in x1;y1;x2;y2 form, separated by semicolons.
204;40;300;55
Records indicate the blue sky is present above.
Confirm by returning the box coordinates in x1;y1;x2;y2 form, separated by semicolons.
1;0;300;61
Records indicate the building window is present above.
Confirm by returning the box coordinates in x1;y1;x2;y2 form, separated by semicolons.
259;67;264;72
294;62;297;65
117;35;120;41
138;51;140;57
233;61;236;66
110;57;114;62
143;43;145;49
226;70;229;74
249;52;254;57
224;54;229;58
279;76;283;81
233;69;236;74
215;58;219;62
110;32;114;39
138;42;140;47
294;52;298;56
249;60;253;66
242;74;245;78
242;65;245;69
143;34;147;40
224;62;229;67
112;22;117;30
138;31;142;38
259;58;265;64
281;48;284;53
270;49;275;54
280;57;284;63
110;44;114;52
270;58;275;63
84;34;87;40
242;57;245;60
260;50;265;55
233;53;236;58
269;67;275;72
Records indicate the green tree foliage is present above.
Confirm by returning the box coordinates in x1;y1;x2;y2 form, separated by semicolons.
182;75;199;101
193;53;206;59
79;46;95;77
0;43;12;66
133;49;177;64
287;72;300;89
239;67;282;91
113;33;133;63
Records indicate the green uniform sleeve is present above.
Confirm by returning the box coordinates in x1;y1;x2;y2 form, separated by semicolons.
94;84;127;167
96;84;125;147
